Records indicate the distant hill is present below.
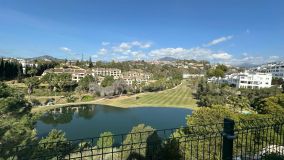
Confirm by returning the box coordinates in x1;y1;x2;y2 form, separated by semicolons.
158;57;179;61
235;63;258;68
26;55;61;61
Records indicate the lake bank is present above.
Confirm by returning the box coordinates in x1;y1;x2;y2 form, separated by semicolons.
32;81;198;113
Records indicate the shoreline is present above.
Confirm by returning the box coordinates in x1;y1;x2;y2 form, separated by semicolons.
31;100;198;113
31;81;199;113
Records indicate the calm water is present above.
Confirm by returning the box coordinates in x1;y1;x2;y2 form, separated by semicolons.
36;105;192;139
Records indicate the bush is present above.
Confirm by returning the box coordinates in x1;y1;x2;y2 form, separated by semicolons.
81;95;95;102
30;99;41;106
44;98;55;105
66;95;77;103
261;152;284;160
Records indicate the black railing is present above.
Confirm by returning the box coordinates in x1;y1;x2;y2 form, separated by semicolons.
1;117;284;160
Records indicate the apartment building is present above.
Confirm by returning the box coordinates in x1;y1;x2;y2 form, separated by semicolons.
92;68;121;79
208;72;272;89
42;68;95;82
256;62;284;79
122;69;151;86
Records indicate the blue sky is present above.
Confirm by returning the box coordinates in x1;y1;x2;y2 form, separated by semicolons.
0;0;283;65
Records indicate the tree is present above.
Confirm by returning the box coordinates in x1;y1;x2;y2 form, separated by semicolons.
101;76;115;87
96;132;114;148
26;65;37;77
282;81;284;93
78;75;97;92
255;94;284;115
0;82;37;159
122;124;155;159
41;72;58;91
56;73;76;92
24;77;40;95
216;64;228;72
36;129;68;158
88;57;93;68
206;68;225;78
272;77;284;86
112;79;128;95
228;95;250;112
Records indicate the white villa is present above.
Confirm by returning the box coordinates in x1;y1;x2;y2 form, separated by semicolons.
208;72;272;89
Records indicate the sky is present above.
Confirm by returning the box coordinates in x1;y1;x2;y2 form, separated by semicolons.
0;0;284;65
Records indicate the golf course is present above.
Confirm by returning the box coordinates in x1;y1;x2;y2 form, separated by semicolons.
97;80;198;109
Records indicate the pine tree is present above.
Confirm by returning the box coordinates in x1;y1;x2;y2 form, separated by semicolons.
88;57;93;68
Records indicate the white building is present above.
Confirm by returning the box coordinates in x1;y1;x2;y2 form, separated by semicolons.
208;72;272;89
122;69;152;86
17;59;38;74
92;68;121;79
42;68;95;82
257;62;284;79
183;73;204;79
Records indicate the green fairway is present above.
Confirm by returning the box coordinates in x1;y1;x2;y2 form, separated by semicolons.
97;81;198;109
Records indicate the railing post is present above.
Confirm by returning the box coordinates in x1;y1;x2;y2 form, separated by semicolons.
222;118;235;160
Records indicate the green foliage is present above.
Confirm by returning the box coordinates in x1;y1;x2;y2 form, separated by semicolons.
96;132;114;148
239;86;282;109
88;57;93;68
0;82;37;159
143;78;181;92
42;73;77;92
272;77;284;86
196;78;238;107
261;152;284;160
30;98;41;106
206;64;228;78
0;58;23;81
215;64;228;72
39;129;67;145
186;105;239;126
24;77;40;95
101;76;115;87
81;95;95;102
78;75;97;92
65;93;78;103
36;129;69;158
255;94;284;115
25;61;58;77
122;124;155;158
206;68;225;78
0;82;27;114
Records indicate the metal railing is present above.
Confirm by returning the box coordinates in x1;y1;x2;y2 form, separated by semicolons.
1;117;284;160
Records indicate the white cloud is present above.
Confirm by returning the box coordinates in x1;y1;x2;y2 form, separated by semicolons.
97;48;108;55
59;47;72;53
149;47;233;61
149;48;189;58
205;35;233;47
92;55;98;58
131;41;152;48
101;42;110;46
211;52;232;60
112;41;152;54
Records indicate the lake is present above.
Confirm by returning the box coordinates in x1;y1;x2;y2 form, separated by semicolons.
36;105;192;139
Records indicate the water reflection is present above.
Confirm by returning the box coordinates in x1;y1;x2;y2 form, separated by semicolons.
40;105;97;126
37;105;192;139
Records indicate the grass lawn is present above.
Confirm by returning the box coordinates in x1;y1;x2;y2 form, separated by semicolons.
96;80;198;110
